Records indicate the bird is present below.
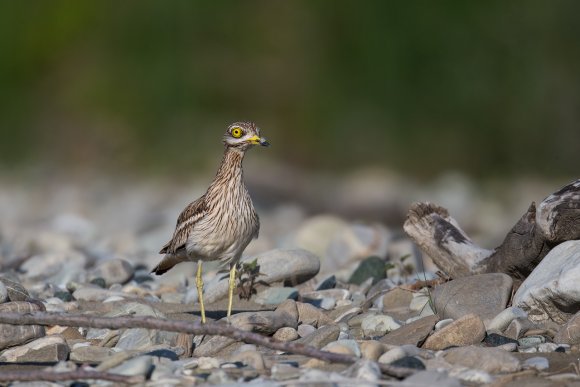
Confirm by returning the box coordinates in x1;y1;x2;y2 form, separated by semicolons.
151;122;269;323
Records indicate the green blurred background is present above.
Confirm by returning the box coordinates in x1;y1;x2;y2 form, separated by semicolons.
1;1;578;178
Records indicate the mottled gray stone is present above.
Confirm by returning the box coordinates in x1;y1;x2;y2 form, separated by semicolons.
273;327;299;342
0;301;45;350
514;240;580;324
0;276;30;301
433;273;512;321
0;336;69;362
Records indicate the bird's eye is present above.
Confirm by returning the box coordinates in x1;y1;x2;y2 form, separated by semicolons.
231;127;243;138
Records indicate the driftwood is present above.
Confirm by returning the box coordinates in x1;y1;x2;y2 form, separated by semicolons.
404;179;580;280
0;370;141;384
0;312;414;379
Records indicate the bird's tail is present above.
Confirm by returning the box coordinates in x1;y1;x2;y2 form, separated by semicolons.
151;254;185;275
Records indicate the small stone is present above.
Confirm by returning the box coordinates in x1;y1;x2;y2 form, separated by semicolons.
0;276;30;301
484;333;519;347
275;299;299;323
293;215;348;262
297;324;316;338
443;346;521;373
518;335;546;349
197;356;221;369
72;287;127;302
391;356;425;370
403;370;462;387
0;282;8;303
433;273;513;321
295;324;340;349
378;346;406;364
296;302;332;327
513;240;580;324
91;258;134;286
435;319;453;331
423;313;485;350
505;317;533;340
487;307;528;332
90;277;107;288
273;327;299;342
109;355;153;377
360;340;385;361
53;290;73;302
0;336;69;362
381;287;413;314
254;287;298;305
381;315;438;346
409;290;431;312
0;301;45;350
70;345;118;362
229;310;298;333
229;349;265;371
342;359;382;382
322;339;361;357
271;363;301;381
21;252;86;286
361;314;401;337
315;275;337;291
555;311;580;345
348;256;386;285
523;356;549;371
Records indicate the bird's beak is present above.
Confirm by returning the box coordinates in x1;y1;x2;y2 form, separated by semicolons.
248;135;270;147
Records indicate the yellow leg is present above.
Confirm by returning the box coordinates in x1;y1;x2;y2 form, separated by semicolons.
196;260;206;324
227;263;236;320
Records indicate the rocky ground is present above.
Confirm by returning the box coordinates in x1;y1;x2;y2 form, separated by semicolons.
0;173;579;386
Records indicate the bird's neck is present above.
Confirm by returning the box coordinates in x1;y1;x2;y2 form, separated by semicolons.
209;147;246;191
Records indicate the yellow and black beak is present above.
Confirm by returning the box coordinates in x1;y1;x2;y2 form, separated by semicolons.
248;135;270;147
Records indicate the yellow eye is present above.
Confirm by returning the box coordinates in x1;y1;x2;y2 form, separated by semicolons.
231;127;243;138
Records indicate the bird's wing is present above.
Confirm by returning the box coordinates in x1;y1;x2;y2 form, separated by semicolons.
159;195;207;254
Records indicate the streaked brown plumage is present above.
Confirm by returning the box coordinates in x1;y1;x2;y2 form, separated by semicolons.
151;122;269;322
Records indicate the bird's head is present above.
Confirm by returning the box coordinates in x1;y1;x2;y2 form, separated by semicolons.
223;122;270;150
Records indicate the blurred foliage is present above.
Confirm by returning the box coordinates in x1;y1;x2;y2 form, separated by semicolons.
0;1;578;177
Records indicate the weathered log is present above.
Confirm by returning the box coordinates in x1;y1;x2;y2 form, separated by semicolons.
404;179;580;280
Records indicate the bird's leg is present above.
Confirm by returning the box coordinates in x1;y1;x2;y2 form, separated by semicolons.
227;263;237;321
196;260;206;324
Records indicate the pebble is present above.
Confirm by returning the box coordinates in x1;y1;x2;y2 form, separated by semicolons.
378;346;406;364
423;313;486;350
513;240;580;324
229;349;266;370
435;318;453;330
381;315;438;346
404;370;462;387
0;282;8;303
348;256;387;285
322;339;361;357
505;317;533;340
391;356;425;370
361;314;401;337
359;340;386;360
70;345;118;363
91;258;135;286
109;355;154;376
518;335;546;349
328;224;390;274
254;287;298;305
296;302;332;327
21;252;87;286
295;324;340;349
381;287;414;315
442;346;521;373
484;333;519;347
315;275;337;290
0;301;45;350
0;275;30;301
487;306;528;332
273;327;299;342
555;310;580;345
432;273;513;321
297;324;317;338
342;359;382;382
523;356;550;370
0;335;69;362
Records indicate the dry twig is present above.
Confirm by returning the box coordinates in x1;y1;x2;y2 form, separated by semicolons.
0;312;414;379
0;369;141;384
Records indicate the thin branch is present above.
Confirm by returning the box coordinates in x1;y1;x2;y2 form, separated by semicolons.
0;312;414;379
0;369;141;384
